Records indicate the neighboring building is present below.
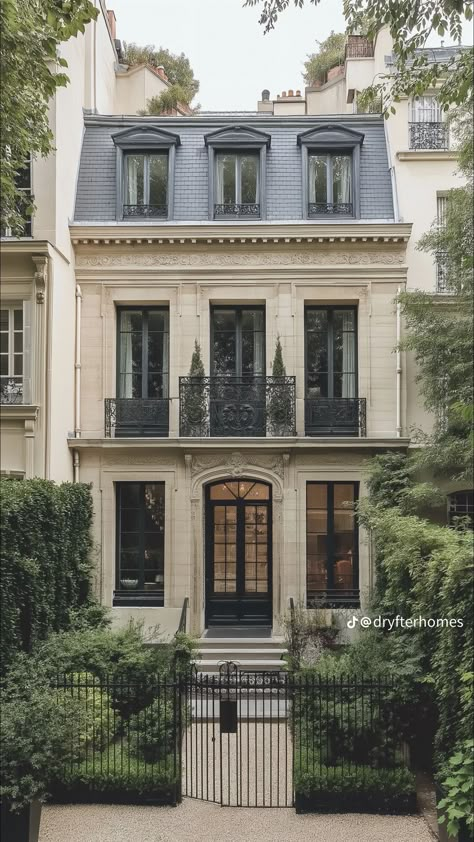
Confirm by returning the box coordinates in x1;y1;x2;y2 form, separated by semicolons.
0;18;471;649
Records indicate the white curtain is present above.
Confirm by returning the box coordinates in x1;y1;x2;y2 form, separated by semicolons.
337;157;352;204
341;312;355;398
216;155;225;204
308;155;326;203
126;157;140;204
119;312;133;398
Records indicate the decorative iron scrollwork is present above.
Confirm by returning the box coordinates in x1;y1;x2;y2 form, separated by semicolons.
214;203;260;218
0;378;23;405
408;122;449;151
305;397;367;437
308;202;353;217
122;204;168;218
105;398;170;437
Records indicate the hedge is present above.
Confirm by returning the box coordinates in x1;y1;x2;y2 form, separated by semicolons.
0;478;93;672
294;765;417;814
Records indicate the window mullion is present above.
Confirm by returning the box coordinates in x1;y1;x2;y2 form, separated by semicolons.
236;309;242;377
142;310;148;399
144;156;150;205
8;309;14;376
236;156;241;204
327;155;333;204
139;485;145;589
327;484;335;591
328;309;334;399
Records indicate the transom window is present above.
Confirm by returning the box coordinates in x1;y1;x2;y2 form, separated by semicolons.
214;153;260;218
306;481;359;606
115;482;165;605
124;153;168;218
0;306;23;404
308;153;353;216
449;491;473;529
118;308;169;399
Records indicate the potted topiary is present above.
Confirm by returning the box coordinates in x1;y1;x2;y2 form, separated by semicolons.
182;340;209;436
267;337;294;436
0;661;82;842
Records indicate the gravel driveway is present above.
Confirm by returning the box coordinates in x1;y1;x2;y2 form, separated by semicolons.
39;801;434;842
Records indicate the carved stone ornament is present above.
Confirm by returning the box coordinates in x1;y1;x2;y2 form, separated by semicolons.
190;451;285;480
32;255;48;303
76;251;405;268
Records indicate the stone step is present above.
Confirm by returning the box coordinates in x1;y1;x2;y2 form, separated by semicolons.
197;638;285;649
196;658;286;673
195;648;286;660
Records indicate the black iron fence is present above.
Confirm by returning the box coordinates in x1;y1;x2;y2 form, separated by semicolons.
49;669;415;812
105;398;170;437
179;376;296;437
305;397;367;437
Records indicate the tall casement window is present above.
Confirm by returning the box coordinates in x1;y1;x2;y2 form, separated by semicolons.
1;157;32;237
0;306;23;404
308;153;353;216
115;482;165;606
306;482;359;606
124;153;168;218
118;308;169;400
306;307;357;399
214;153;260;217
211;306;265;377
448;491;474;529
204;126;271;220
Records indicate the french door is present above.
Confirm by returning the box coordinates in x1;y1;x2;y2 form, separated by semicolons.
205;480;272;626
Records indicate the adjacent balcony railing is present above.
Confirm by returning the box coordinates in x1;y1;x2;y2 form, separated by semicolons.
179;376;296;437
308;202;353;217
122;204;168;219
408;122;449;151
305;397;367;437
105;398;170;438
0;377;23;405
214;203;260;218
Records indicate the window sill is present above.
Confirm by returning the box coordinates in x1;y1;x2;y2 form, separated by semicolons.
307;590;360;609
113;591;164;608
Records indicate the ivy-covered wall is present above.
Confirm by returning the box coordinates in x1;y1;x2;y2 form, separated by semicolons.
0;479;94;672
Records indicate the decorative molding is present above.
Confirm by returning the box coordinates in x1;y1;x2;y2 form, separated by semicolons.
101;452;176;467
32;255;48;303
77;250;405;268
190;451;285;480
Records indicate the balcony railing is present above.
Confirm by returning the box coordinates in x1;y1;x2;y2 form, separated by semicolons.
308;202;353;217
436;251;449;293
214;203;260;218
307;588;360;608
122;204;168;219
179;376;296;437
0;377;23;405
408;122;449;151
305;397;367;437
105;398;169;437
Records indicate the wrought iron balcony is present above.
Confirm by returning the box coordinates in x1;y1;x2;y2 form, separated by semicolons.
0;377;23;405
308;202;353;217
307;589;360;608
122;204;168;219
305;397;367;437
409;122;449;150
105;398;169;438
436;251;449;293
214;203;260;218
179;376;296;437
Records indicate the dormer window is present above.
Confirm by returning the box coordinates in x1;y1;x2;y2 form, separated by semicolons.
298;125;364;220
204;126;271;220
112;126;180;221
308;153;353;216
124;153;168;219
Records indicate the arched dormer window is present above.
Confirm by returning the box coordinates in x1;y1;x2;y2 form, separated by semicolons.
297;125;364;220
448;491;473;528
204;126;271;220
112;126;181;221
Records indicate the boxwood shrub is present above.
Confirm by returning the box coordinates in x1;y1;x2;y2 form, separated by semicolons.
294;765;417;814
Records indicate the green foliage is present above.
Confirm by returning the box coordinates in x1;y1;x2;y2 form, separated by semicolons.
295;763;416;804
0;0;98;234
122;43;199;105
0;479;93;672
128;699;175;763
183;340;209;436
364;452;444;514
267;337;295;434
271;336;286;376
189;340;205;377
303;31;346;85
0;668;82;810
140;85;191;116
58;673;114;755
438;739;474;838
282;601;338;671
356;86;383;113
245;0;473;112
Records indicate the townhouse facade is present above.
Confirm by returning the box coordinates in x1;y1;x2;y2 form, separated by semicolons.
1;13;471;641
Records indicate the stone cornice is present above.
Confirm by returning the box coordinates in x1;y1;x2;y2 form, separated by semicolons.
0;405;39;421
68;436;411;450
70;222;411;247
397;151;458;161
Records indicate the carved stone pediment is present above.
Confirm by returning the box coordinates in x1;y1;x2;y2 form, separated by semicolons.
190;451;285;480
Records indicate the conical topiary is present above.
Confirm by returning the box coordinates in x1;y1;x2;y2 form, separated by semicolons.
189;340;205;376
267;336;293;435
184;340;208;435
271;336;286;377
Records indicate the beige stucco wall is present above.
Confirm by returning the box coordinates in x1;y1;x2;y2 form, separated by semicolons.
115;67;169;116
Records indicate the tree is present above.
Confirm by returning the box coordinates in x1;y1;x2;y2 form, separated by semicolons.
304;31;346;86
399;105;473;480
0;0;98;235
122;43;199;105
245;0;473;111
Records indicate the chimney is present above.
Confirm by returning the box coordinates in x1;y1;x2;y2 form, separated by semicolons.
261;89;270;101
258;88;274;113
156;65;168;82
107;10;117;41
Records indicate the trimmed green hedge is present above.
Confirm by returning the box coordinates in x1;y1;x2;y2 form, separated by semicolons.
295;765;417;814
0;479;93;671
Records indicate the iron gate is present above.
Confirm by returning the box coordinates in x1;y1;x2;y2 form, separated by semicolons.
181;663;294;807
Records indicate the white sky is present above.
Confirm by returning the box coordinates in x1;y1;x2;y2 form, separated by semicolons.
110;0;472;111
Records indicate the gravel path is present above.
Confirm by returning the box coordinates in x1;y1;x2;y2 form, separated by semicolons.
39;801;434;842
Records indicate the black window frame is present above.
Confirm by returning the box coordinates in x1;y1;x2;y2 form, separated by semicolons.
204;126;271;220
304;305;358;400
306;480;360;608
114;481;165;607
112;125;180;221
297;125;364;220
116;306;170;400
122;151;169;219
448;490;474;529
307;150;354;217
210;304;266;377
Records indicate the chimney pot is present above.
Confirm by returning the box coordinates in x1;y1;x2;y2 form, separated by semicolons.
277;94;280;99
296;89;301;96
107;9;117;41
261;89;270;101
288;89;294;97
156;64;168;81
282;91;286;98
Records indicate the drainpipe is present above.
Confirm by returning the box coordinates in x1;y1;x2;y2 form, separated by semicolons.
73;284;82;481
396;286;402;437
384;118;400;222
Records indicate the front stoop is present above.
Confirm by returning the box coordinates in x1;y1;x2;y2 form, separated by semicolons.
194;629;287;674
